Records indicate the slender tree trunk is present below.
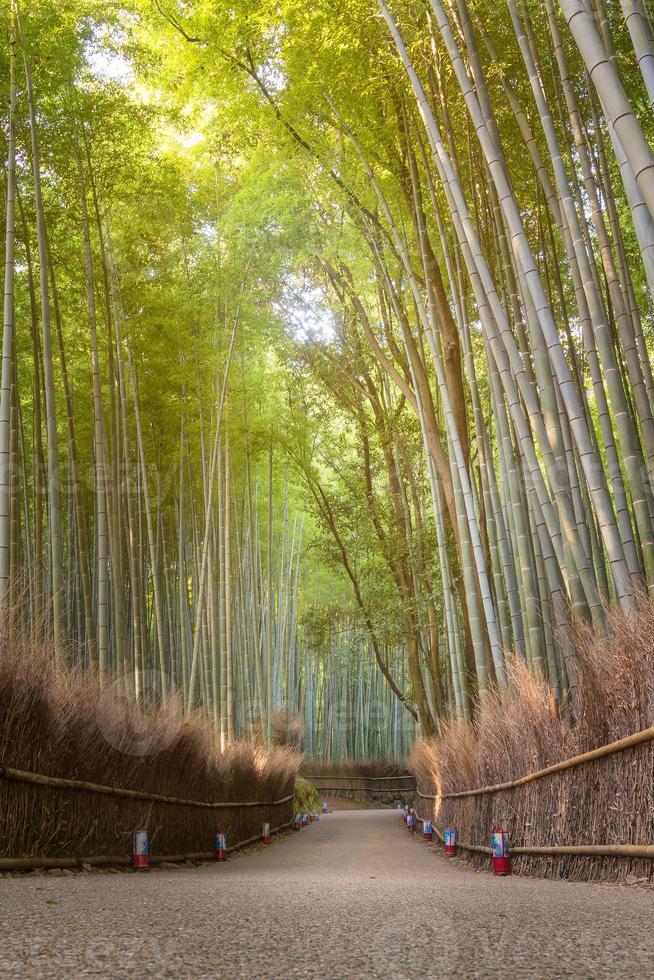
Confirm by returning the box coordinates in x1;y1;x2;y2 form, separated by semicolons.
0;10;17;597
21;17;66;661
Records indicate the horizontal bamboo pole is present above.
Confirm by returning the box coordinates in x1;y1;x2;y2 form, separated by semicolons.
416;725;654;800
429;823;490;853
510;844;654;857
310;785;415;793
423;819;654;858
0;819;294;871
0;765;293;809
305;774;415;782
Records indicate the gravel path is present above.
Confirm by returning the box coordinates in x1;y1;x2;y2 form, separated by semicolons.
1;809;652;978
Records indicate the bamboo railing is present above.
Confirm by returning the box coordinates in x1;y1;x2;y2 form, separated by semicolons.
0;764;293;809
423;823;654;859
0;764;296;870
0;820;295;871
306;772;416;796
414;725;654;860
415;725;654;800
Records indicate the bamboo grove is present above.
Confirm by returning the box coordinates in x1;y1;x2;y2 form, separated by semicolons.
2;0;654;753
0;0;415;758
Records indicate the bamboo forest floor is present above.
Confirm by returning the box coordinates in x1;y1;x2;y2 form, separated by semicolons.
1;810;653;978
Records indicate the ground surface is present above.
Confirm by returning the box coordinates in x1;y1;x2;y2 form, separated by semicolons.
1;809;652;978
320;794;381;810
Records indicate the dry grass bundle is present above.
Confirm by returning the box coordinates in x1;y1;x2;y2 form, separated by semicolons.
0;627;299;861
410;599;654;882
272;710;304;750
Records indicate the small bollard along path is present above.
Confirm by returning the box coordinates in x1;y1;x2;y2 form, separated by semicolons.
0;809;653;978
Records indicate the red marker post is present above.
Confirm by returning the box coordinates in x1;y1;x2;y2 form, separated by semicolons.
131;830;149;870
443;828;457;856
491;828;511;876
215;833;228;861
262;822;272;843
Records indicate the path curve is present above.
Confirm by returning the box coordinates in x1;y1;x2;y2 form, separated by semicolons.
1;809;652;978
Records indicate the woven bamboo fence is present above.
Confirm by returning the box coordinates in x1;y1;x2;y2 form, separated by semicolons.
304;767;415;802
0;641;301;871
0;764;295;869
414;726;654;882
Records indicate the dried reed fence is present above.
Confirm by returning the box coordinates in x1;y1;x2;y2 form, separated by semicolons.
302;760;415;801
411;601;654;882
0;632;299;867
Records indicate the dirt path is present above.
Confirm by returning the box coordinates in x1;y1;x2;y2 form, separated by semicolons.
0;809;652;978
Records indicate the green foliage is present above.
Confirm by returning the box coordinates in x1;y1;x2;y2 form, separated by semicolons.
6;0;654;747
293;775;320;815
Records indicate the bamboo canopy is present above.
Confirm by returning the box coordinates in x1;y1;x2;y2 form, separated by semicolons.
1;0;654;756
